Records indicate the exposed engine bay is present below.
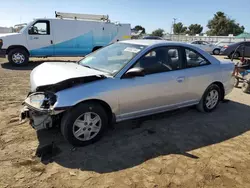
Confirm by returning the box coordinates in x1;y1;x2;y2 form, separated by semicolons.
21;74;106;131
36;75;105;93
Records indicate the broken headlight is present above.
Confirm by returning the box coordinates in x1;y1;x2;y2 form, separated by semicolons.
28;92;57;109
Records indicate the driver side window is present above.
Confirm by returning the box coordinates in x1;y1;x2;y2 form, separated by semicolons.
185;49;210;68
201;41;209;45
133;47;182;75
28;21;50;35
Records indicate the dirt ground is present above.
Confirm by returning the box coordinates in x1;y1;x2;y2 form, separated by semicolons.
0;56;250;188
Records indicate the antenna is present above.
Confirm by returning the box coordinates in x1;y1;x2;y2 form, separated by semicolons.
55;11;110;22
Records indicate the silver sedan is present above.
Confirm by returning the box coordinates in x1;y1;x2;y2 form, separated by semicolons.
190;40;221;55
21;40;234;146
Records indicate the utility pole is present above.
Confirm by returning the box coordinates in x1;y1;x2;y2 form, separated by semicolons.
170;18;177;40
172;18;177;34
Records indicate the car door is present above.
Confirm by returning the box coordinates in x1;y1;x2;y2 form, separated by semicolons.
182;47;217;101
27;20;54;56
195;41;203;49
199;41;211;52
191;41;199;48
117;46;192;121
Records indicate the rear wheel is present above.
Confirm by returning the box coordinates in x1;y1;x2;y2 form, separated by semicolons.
197;84;221;112
61;102;108;146
8;48;29;66
92;46;102;52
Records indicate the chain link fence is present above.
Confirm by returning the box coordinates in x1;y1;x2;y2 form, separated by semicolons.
164;34;245;45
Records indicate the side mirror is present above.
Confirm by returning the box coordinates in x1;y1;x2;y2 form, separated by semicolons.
124;67;145;78
28;26;34;34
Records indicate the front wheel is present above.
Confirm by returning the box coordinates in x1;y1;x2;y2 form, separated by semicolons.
213;48;220;55
197;84;221;112
8;48;29;66
61;102;108;146
229;51;240;59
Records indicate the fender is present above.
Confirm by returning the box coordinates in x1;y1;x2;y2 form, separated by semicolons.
7;45;30;55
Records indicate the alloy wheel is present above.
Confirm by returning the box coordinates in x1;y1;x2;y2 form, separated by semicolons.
12;53;25;64
72;112;102;141
205;89;219;109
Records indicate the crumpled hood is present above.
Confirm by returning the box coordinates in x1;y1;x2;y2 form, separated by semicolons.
30;62;106;92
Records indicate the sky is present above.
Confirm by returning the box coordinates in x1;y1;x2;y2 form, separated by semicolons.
1;0;250;33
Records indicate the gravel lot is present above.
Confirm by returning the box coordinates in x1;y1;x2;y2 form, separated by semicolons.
0;57;250;188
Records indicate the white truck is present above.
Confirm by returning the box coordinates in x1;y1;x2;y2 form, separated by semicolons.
0;12;131;66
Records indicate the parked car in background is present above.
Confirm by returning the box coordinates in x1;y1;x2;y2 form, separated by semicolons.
190;40;221;55
143;36;164;40
0;12;131;66
220;41;250;59
214;40;233;48
20;40;234;146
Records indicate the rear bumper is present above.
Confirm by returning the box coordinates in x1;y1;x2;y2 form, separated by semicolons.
220;48;228;55
224;76;234;96
0;49;6;58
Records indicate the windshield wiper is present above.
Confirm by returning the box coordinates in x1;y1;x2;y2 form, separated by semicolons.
80;64;112;75
81;64;92;69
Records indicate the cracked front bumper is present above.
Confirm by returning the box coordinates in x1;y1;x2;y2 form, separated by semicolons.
20;105;53;131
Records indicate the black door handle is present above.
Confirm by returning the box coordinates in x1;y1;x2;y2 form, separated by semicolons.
51;40;53;44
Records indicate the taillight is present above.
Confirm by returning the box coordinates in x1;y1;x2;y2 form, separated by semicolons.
224;45;228;48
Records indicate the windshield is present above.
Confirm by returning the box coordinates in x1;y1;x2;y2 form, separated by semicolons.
215;40;224;46
18;26;27;33
79;42;146;75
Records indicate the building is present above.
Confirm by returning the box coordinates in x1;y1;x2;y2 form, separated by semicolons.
0;26;12;33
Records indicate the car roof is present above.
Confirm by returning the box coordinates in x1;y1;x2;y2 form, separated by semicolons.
192;40;208;42
143;36;163;39
120;39;186;46
230;41;250;46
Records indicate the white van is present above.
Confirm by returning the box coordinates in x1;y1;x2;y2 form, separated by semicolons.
0;12;131;66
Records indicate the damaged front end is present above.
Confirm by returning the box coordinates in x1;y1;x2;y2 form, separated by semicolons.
20;74;106;131
20;61;108;131
20;92;61;131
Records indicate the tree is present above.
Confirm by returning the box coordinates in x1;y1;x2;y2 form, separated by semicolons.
207;11;244;36
151;28;164;37
188;24;203;35
173;22;187;34
132;25;146;34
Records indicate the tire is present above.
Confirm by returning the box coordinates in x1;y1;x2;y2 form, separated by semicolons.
8;48;29;66
197;84;221;112
234;77;240;88
61;102;108;146
213;48;220;55
229;51;240;59
92;46;102;52
242;82;250;93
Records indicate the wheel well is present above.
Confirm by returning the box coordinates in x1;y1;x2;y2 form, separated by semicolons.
92;46;103;52
76;99;114;127
212;81;225;100
7;45;30;56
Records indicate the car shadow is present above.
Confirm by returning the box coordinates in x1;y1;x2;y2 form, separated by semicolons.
0;59;76;71
36;100;250;173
